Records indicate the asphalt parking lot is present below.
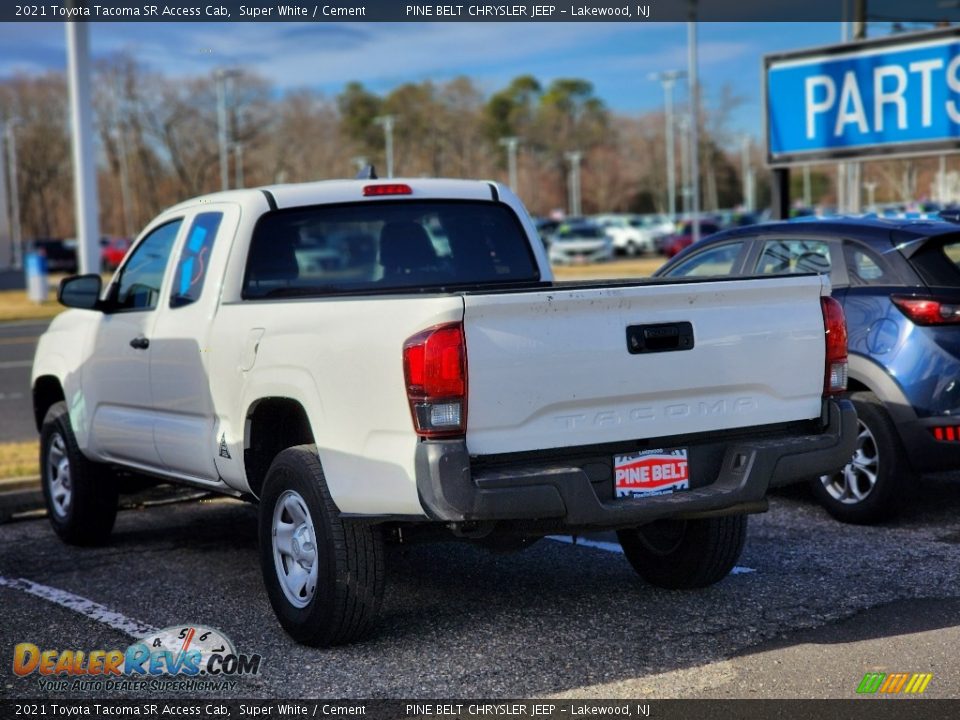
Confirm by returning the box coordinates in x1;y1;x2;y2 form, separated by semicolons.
2;478;959;700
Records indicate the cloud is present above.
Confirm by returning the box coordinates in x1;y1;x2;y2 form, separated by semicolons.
75;21;665;89
172;22;651;87
0;19;831;135
0;61;51;76
0;22;65;75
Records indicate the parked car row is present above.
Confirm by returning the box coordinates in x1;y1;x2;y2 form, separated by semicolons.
657;214;960;524
593;213;675;255
533;210;765;265
28;238;80;274
25;236;133;274
659;219;723;257
658;212;764;257
535;213;676;260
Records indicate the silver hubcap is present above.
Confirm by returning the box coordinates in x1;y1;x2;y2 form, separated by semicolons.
272;489;318;608
46;433;72;519
820;419;879;505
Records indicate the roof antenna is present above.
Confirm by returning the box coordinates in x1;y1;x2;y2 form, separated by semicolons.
355;164;378;180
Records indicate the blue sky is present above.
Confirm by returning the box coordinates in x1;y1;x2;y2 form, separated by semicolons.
0;21;861;138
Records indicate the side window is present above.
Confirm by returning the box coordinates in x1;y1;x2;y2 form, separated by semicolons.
664;242;744;277
755;239;831;275
843;242;891;285
171;212;223;308
114;220;182;312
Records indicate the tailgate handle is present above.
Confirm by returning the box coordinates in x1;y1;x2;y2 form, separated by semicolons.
626;322;694;354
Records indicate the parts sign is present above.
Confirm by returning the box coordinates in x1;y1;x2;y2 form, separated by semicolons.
765;28;960;164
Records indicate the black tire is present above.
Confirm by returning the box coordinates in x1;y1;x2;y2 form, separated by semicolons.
617;515;747;589
40;401;118;546
810;391;910;525
258;445;385;646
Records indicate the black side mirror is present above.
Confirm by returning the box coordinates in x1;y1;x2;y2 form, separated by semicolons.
58;274;103;311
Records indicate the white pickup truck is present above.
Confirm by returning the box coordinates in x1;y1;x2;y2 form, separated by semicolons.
32;177;855;646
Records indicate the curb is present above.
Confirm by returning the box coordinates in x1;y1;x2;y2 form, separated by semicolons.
0;475;40;492
0;476;43;523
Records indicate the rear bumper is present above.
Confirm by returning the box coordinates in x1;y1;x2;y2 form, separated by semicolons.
897;417;960;473
415;398;856;529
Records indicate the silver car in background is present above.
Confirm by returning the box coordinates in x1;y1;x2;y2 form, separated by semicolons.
548;221;614;265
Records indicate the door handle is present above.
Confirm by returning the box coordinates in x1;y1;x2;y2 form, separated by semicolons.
129;337;150;350
626;322;694;354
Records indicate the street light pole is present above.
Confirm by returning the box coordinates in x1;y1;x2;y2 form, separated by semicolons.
650;70;685;221
233;143;244;188
740;135;754;212
66;20;100;275
678;114;690;217
687;6;701;244
865;181;877;209
215;69;234;192
565;151;583;217
5;121;21;269
499;136;520;192
940;155;947;203
374;115;396;178
0;130;10;270
216;71;227;191
215;69;241;192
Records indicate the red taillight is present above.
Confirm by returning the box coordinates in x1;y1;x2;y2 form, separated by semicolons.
821;296;848;396
932;426;960;442
891;295;960;325
363;183;413;197
403;322;467;438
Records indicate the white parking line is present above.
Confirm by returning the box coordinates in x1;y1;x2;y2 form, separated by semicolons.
0;576;157;638
0;360;32;369
546;535;756;574
547;535;623;553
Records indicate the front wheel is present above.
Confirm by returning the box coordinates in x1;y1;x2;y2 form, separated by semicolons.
811;391;910;525
617;515;747;589
258;445;385;646
40;401;118;545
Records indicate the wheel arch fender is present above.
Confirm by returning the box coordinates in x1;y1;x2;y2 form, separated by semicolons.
846;353;917;430
32;353;90;447
240;373;325;498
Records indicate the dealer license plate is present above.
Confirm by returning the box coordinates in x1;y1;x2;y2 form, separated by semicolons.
614;448;690;498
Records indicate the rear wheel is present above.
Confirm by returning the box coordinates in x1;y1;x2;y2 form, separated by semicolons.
811;391;909;525
617;515;747;589
40;401;118;545
258;445;385;646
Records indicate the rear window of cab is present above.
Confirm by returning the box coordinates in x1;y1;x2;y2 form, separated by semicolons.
242;200;540;299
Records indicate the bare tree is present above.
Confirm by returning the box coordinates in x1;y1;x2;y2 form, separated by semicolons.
0;73;73;238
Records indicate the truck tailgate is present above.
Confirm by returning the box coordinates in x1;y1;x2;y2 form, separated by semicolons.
462;275;827;455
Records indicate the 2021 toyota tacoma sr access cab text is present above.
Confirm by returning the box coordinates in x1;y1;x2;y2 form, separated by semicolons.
32;178;856;646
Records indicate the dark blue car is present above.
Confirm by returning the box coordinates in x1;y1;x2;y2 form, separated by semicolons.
656;216;960;524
